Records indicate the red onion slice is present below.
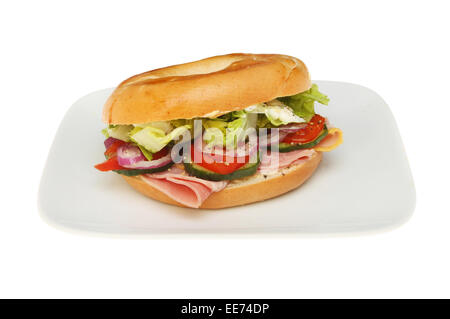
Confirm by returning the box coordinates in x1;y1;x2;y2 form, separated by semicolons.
104;137;120;149
117;144;146;166
123;153;172;169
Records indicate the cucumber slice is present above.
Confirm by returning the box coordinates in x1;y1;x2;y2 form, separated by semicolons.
183;157;260;181
278;126;328;153
113;161;174;176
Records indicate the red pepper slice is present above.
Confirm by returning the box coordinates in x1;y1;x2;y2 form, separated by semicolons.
94;156;125;172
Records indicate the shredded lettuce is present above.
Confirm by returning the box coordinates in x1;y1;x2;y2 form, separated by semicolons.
130;124;191;153
101;128;109;138
170;119;193;128
217;112;233;122
245;103;305;126
137;144;153;161
202;111;251;147
103;125;133;141
256;114;271;128
203;119;229;146
133;121;172;133
278;84;329;122
225;111;249;146
203;119;228;132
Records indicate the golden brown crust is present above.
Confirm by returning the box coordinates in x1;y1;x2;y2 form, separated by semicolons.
121;152;322;209
103;53;311;124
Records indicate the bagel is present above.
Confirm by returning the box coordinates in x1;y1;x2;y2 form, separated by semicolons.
96;53;342;209
103;53;311;124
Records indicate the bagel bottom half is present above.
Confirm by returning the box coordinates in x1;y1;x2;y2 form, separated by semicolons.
121;152;322;209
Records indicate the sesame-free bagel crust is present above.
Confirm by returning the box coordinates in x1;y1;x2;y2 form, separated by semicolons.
103;53;311;124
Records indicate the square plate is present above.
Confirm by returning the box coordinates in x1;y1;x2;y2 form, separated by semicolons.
38;81;415;235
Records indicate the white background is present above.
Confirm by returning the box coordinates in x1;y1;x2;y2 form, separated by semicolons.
1;0;449;298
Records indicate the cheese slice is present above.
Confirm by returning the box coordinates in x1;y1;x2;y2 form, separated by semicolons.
314;127;343;152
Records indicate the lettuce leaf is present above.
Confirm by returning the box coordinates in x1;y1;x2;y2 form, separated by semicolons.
225;111;249;146
103;125;133;141
245;103;305;126
203;111;250;147
278;84;329;122
133;121;172;133
137;144;153;161
170;119;194;128
202;119;228;146
130;124;191;153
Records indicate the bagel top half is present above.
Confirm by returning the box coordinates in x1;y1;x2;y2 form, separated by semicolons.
102;53;311;124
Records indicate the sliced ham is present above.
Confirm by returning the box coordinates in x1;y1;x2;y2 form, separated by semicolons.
140;167;228;208
148;167;228;192
258;149;316;175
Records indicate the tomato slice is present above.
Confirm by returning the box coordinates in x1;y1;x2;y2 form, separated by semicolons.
94;156;125;172
104;140;126;159
190;147;248;175
282;114;326;144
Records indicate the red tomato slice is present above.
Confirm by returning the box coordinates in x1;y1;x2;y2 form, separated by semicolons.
282;114;326;144
104;140;126;159
190;147;248;175
94;156;125;172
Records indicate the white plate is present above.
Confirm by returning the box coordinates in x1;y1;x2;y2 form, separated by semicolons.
38;81;415;235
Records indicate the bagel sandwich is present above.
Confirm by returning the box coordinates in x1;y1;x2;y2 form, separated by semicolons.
95;53;343;209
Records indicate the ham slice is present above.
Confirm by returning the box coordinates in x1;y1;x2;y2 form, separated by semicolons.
140;167;228;208
258;149;316;175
